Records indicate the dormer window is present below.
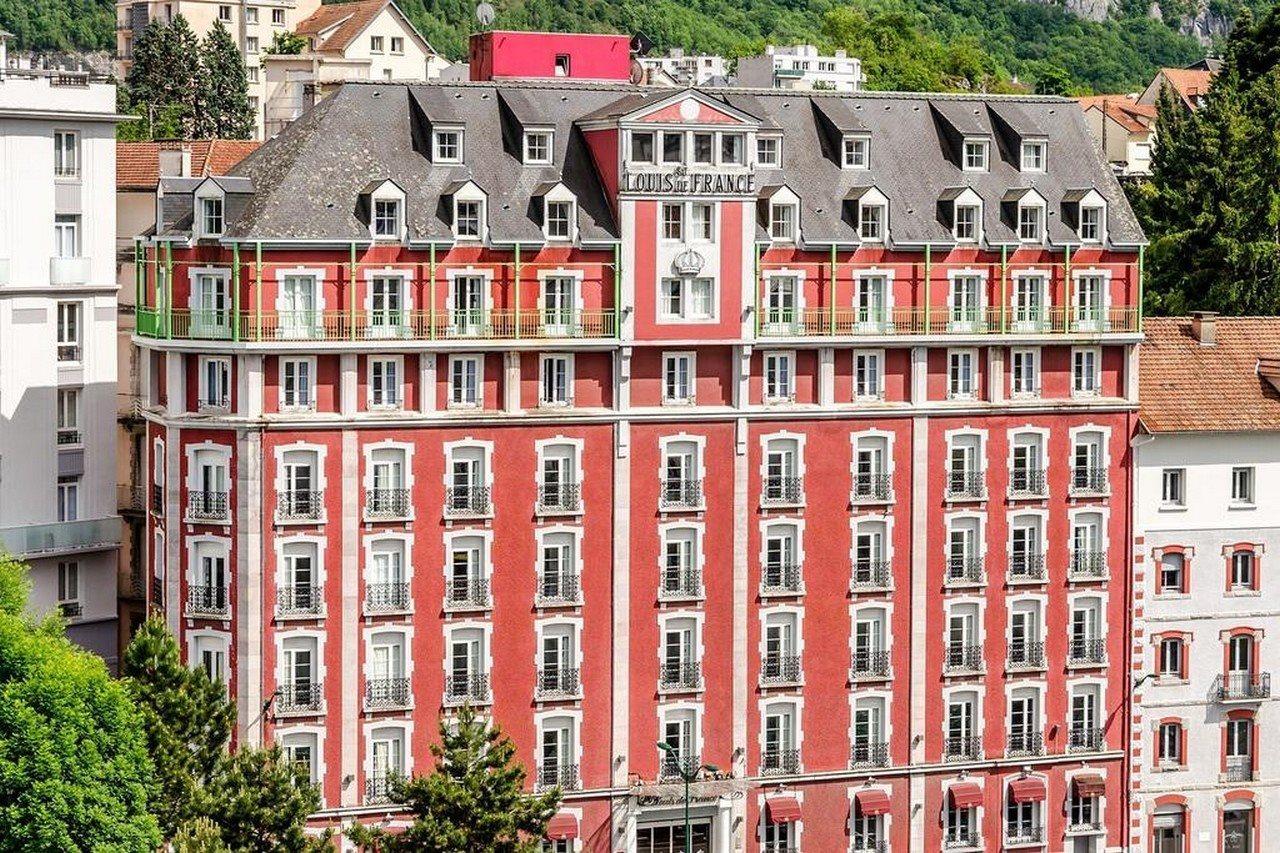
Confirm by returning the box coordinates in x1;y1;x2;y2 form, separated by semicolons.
962;139;988;171
630;131;655;164
455;200;482;239
434;129;463;163
1021;140;1046;172
859;202;885;241
545;200;573;241
757;137;781;167
770;203;796;242
201;196;224;237
1079;205;1103;242
1018;204;1043;242
523;130;553;165
843;136;869;169
373;199;401;239
955;204;980;242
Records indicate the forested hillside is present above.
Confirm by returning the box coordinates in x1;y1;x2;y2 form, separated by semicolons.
0;0;1252;93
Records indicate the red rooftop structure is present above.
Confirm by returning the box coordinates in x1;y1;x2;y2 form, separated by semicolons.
469;30;632;82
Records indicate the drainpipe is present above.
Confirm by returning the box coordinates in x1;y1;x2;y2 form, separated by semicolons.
349;242;357;341
254;242;263;341
231;242;241;342
999;244;1008;334
513;242;521;338
1137;245;1145;333
164;241;174;339
613;242;621;337
829;243;837;336
429;243;437;340
923;244;932;333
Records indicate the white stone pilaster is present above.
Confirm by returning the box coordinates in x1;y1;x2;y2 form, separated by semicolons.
732;416;749;783
817;346;835;406
909;414;930;851
166;350;186;416
340;429;360;805
610;420;630;789
504;351;521;414
989;346;1005;404
241;354;264;418
236;427;264;746
419;352;436;414
339;353;357;417
910;346;928;405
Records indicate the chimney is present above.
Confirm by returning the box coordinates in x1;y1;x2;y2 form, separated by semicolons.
157;143;192;178
1190;311;1217;346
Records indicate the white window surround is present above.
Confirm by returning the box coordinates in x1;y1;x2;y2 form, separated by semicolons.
842;134;871;169
962;138;989;172
1071;347;1103;398
944;596;987;644
186;266;232;312
538;353;575;408
441;438;495;491
759;518;807;572
450;182;488;242
274;627;328;684
657;276;718;325
855;187;889;243
185;441;232;489
1010;269;1051;315
445;266;495;313
1006;425;1050;474
658;521;707;577
940;684;986;745
767;186;801;243
363;625;415;681
946;348;981;400
756;695;806;763
1021;139;1048;172
534;707;583;780
367;180;407;241
758;430;808;479
946;267;989;311
368;354;405;409
362;266;414;311
950;188;984;243
534;524;585;584
278;356;319;412
362;439;415;490
523;128;555;165
433;126;464;163
1009;347;1042;399
758;604;806;660
1068;423;1112;474
197;355;231;410
847;686;894;746
762;349;797;404
1015;190;1049;243
536;615;585;670
193;181;227;239
849;428;896;481
364;531;415;584
276;725;327;792
187;628;231;678
1007;509;1049;564
1072;189;1109;243
762;268;808;315
852;348;887;402
536;267;586;308
534;436;585;487
945;511;988;561
657;607;707;665
273;267;328;314
446;354;484;409
540;182;578;243
274;534;327;599
362;719;415;783
186;533;231;582
854;268;896;318
1071;267;1113;312
662;350;698;405
273;441;329;502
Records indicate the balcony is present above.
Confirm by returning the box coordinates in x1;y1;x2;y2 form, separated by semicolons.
443;485;491;519
364;677;411;711
276;491;323;522
850;649;891;681
444;577;491;611
537;763;580;792
275;585;323;618
851;840;888;853
1069;550;1107;581
56;341;81;362
944;829;981;850
186;584;230;618
760;653;802;687
0;516;121;559
535;667;581;700
760;748;800;776
658;568;702;601
849;740;889;769
1005;824;1045;847
56;427;81;446
850;559;892;592
277;681;323;714
945;470;986;501
1214;672;1271;702
59;600;82;618
365;488;411;521
761;475;804;507
150;484;164;513
659;478;704;511
536;483;581;515
760;561;803;596
943;735;982;762
1007;640;1046;671
536;573;581;607
1008;553;1046;583
186;491;229;523
1009;467;1047;498
150;576;164;606
1067;726;1105;752
1223;755;1255;783
1068;638;1107;667
1067;818;1104;835
364;582;411;614
117;484;144;514
49;255;92;286
443;672;491;706
365;775;396;804
659;661;702;693
945;556;983;587
1070;466;1108;495
943;644;984;675
659;751;702;781
1006;730;1045;758
851;473;893;504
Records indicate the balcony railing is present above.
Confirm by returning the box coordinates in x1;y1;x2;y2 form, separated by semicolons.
658;568;702;600
365;775;396;804
944;735;982;762
150;484;164;513
1005;824;1045;846
849;740;889;768
761;561;803;595
761;475;803;506
1007;640;1046;670
1067;726;1105;752
660;661;702;692
537;763;580;791
59;601;82;618
1006;730;1045;757
1009;467;1047;497
117;484;145;513
276;585;323;617
944;644;984;674
364;677;411;710
443;672;491;705
944;829;981;849
659;478;703;510
365;488;411;520
186;584;230;618
57;342;81;362
946;470;986;500
1224;755;1254;782
276;491;323;522
536;667;581;699
444;485;491;518
1009;553;1046;582
851;559;892;591
750;304;1140;338
851;839;888;853
150;576;164;606
365;582;411;614
56;428;81;445
659;752;702;781
851;472;892;503
536;483;581;514
277;681;323;714
1069;550;1107;580
1215;672;1271;701
444;577;491;610
536;573;581;606
760;748;800;776
945;556;983;586
186;490;229;522
760;653;802;686
850;649;891;680
1070;466;1108;494
1068;638;1107;666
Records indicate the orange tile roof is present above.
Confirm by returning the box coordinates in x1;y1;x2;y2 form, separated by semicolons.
296;0;388;53
1077;95;1156;133
117;139;260;190
1139;317;1280;433
1157;67;1214;108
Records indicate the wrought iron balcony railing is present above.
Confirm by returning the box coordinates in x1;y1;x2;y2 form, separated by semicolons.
944;828;981;849
851;472;893;503
849;740;890;768
943;643;984;674
1009;467;1047;497
1067;726;1105;752
277;681;323;714
1068;638;1107;666
659;661;702;692
761;561;803;595
761;475;803;506
536;572;581;606
945;556;983;585
946;470;986;500
58;601;82;618
277;490;323;521
1009;552;1046;581
365;488;411;520
186;584;230;617
364;582;411;614
1069;550;1107;580
850;649;891;680
186;490;229;522
444;484;491;518
150;484;164;513
850;839;888;853
537;763;580;791
659;752;702;781
659;478;704;510
1005;824;1045;846
943;735;982;762
1006;730;1045;757
760;653;802;686
1007;640;1046;670
364;677;411;710
536;482;581;514
760;748;800;776
444;576;491;610
658;567;702;600
851;559;892;591
1215;672;1271;701
443;672;491;705
1223;755;1255;782
276;585;323;617
535;667;581;699
1070;466;1108;494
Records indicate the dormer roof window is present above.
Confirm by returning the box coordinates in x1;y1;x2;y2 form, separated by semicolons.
446;180;487;242
761;185;800;244
201;196;223;238
850;186;888;242
362;179;407;242
1064;188;1108;244
941;187;983;243
842;135;870;169
433;127;463;163
1018;203;1043;242
962;138;988;171
523;129;553;165
535;181;577;243
1021;140;1047;172
1079;206;1102;242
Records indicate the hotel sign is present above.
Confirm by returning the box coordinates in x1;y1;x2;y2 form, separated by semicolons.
620;164;756;196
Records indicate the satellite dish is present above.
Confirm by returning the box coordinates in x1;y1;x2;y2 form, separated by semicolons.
475;2;495;28
629;59;645;85
630;33;654;56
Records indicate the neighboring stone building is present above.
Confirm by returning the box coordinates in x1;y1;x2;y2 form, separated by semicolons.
0;68;127;667
1078;95;1157;177
1138;65;1216;111
637;49;731;87
1131;314;1277;853
735;44;865;92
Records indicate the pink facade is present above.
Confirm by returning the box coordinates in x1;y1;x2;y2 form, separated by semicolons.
469;31;633;82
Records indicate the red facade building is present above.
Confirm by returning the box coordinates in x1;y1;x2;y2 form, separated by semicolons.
134;76;1142;852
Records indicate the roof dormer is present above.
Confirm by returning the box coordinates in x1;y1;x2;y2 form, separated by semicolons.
360;179;407;242
759;185;801;244
533;181;577;243
1063;188;1108;244
929;101;993;171
809;97;870;169
846;185;889;243
443;179;487;243
1004;187;1049;244
192;179;226;240
939;186;984;244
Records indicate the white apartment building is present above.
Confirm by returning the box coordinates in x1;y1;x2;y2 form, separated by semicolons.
735;44;864;92
637;49;729;86
0;66;125;667
1132;313;1276;853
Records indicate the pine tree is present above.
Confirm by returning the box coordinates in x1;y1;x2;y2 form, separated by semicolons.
122;14;203;139
205;746;330;852
349;705;560;852
171;817;232;853
198;20;255;139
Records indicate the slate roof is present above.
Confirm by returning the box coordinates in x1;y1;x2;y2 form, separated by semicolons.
117;139;259;190
156;79;1144;248
1139;317;1280;433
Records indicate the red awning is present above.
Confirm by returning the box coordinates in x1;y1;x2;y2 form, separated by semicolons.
948;781;984;809
545;812;579;840
766;796;802;824
855;788;892;816
1073;774;1106;798
1009;777;1047;803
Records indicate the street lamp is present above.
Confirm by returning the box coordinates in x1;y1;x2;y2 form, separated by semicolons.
657;741;719;853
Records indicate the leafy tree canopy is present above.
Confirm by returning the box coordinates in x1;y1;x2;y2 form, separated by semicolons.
265;30;308;55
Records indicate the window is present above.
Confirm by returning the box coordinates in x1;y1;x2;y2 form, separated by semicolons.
854;275;888;329
630;131;654;164
54;387;79;445
1072;348;1100;396
450;274;486;333
853;437;890;503
193;635;228;684
540;354;572;407
54;214;79;258
763;352;794;402
434;129;463;163
692;132;713;165
1231;467;1255;504
1157;551;1185;595
272;8;284;25
954;203;979;242
963;140;987;171
1079;206;1103;242
280;733;317;785
663;353;694;404
372;199;401;239
281;358;314;410
201;196;224;237
57;476;79;522
843;136;869;168
1011;274;1046;330
661;131;685;165
370;35;384;53
245;7;257;24
57;561;79;609
246;65;259;84
761;814;794;853
1161;469;1185;507
218;4;232;21
390;36;404;54
661;203;684;241
54;131;79;178
854;351;882;400
545;200;572;240
524;130;553;164
370;357;401;408
56;302;80;361
949;274;983;329
659;278;714;322
948;350;977;399
1157;636;1185;679
1021;140;1046;171
554;54;570;76
1018;204;1043;242
1010;348;1039;397
199;357;230;409
1157;721;1182;766
690;203;714;241
246;36;259;54
859;202;884;241
1230;551;1256;591
454;199;482;239
720;133;744;165
449;355;481;407
757;136;781;166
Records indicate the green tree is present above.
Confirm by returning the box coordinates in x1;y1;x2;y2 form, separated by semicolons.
349;705;559;852
122;14;202;139
197;19;255;139
206;745;329;852
264;29;307;55
172;817;232;853
0;554;160;851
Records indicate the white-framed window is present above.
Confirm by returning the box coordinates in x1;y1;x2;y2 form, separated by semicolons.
763;351;795;403
545;200;573;241
661;130;685;165
954;203;980;242
372;199;401;239
279;731;319;785
1072;347;1100;396
369;35;385;53
1018;204;1044;242
629;130;655;164
770;203;796;242
454;199;483;239
524;130;553;164
245;6;257;23
757;136;782;167
659;277;715;322
56;387;80;445
949;274;984;328
963;139;988;171
448;354;482;408
193;633;229;684
55;301;81;363
54;130;79;178
280;357;315;410
434;128;463;163
272;7;284;25
854;350;882;401
859;201;885;241
948;349;977;399
843;135;869;168
218;4;232;21
661;203;684;241
663;352;695;404
57;560;79;608
54;214;80;258
1079;205;1104;242
1160;468;1185;507
720;132;745;165
246;35;259;54
854;274;890;330
1231;466;1255;505
57;476;79;522
201;196;224;237
245;65;259;84
690;203;714;241
1021;140;1046;171
369;356;401;409
539;354;573;407
199;356;231;409
692;132;713;165
390;36;404;54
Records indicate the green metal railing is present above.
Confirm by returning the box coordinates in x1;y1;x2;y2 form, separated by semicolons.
755;306;1138;338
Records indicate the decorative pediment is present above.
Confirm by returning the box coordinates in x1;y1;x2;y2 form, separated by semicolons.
626;89;759;127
